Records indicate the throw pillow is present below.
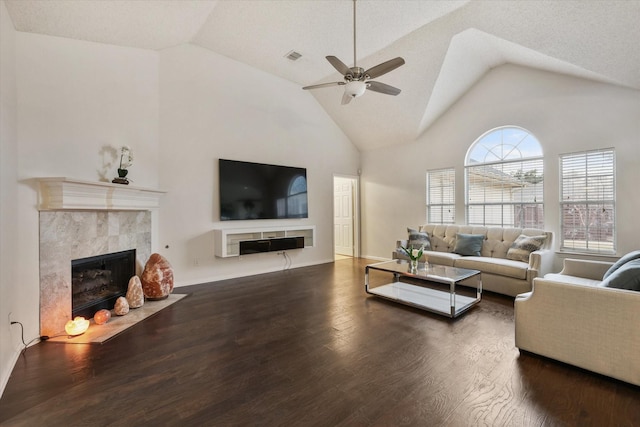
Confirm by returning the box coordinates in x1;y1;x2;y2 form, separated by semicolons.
453;233;484;256
506;234;548;263
603;250;640;279
600;258;640;291
407;227;431;250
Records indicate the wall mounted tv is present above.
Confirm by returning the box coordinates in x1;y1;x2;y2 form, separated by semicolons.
219;159;308;221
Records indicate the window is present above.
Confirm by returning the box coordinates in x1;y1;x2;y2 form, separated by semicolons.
426;168;455;224
560;148;615;253
280;175;307;218
465;126;544;228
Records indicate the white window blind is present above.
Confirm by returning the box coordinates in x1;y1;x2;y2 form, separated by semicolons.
465;127;544;228
426;168;455;224
560;148;615;253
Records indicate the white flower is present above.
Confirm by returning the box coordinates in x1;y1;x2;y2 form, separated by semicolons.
119;146;134;169
400;245;424;261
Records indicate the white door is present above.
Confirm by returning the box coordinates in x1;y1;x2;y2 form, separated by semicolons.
334;177;354;256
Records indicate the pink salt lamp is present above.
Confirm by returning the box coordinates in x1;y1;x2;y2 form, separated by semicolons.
65;316;90;336
93;309;111;325
141;253;174;300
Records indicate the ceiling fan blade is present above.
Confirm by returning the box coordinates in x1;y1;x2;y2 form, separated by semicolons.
302;82;345;90
326;56;353;77
341;92;353;105
364;57;405;79
367;81;401;96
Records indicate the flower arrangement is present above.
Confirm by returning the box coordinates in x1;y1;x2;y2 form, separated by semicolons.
115;145;134;181
399;245;424;261
118;146;134;170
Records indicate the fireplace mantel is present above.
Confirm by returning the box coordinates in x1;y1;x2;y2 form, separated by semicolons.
36;177;166;211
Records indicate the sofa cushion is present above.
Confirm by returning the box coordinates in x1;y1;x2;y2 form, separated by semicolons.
600;259;640;291
543;273;602;288
603;250;640;279
407;227;431;250
453;233;484;256
506;234;548;262
454;257;529;280
423;251;460;267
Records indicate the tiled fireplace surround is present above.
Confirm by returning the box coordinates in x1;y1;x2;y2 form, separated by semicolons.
37;178;164;336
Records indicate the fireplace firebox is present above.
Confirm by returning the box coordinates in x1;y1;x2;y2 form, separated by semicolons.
71;249;136;319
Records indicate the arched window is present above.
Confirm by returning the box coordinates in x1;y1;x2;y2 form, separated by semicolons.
277;175;308;218
465;126;544;228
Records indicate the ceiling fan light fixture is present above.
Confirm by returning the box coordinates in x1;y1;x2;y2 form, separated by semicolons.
345;80;367;98
301;0;404;103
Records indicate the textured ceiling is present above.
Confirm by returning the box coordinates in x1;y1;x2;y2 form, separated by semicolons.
5;0;640;151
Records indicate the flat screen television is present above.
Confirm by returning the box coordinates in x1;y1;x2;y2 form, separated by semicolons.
219;159;308;220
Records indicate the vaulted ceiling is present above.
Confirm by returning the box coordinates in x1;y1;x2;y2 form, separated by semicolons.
5;0;640;151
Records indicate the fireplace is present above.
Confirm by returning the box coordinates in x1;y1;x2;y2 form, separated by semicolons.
71;249;136;319
36;178;164;336
39;210;152;336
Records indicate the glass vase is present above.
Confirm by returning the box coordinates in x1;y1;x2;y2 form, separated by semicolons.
409;259;418;272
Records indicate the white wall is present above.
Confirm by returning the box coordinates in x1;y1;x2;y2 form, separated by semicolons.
361;64;640;270
0;0;19;397
16;33;159;186
158;44;360;285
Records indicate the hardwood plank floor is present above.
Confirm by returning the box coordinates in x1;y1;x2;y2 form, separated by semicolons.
1;258;639;426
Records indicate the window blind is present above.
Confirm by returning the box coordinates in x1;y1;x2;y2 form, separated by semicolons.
426;168;455;224
560;148;615;253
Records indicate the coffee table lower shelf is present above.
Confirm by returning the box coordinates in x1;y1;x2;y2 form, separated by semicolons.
367;281;479;318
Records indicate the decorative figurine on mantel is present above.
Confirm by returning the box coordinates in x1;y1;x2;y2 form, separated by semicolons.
112;145;134;185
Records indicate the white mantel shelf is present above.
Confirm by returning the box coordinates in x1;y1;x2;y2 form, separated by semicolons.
36;177;166;211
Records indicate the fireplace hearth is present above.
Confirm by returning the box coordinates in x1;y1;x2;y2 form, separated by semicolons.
71;249;136;319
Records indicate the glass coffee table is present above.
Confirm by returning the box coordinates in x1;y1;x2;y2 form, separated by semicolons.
365;260;482;318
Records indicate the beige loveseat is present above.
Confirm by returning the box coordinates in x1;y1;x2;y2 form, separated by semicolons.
515;258;640;386
393;224;554;297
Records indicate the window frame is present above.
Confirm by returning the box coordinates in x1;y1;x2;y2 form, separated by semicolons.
464;126;544;228
426;167;455;224
559;148;616;254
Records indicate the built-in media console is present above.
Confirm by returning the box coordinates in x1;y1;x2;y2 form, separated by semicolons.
214;226;315;258
239;236;304;255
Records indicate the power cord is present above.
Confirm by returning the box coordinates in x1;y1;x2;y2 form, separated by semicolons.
280;251;292;270
10;321;40;353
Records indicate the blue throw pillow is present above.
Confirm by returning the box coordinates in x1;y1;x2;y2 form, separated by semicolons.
600;259;640;291
453;233;484;256
603;250;640;279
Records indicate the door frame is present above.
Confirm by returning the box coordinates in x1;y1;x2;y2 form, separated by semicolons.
333;174;360;258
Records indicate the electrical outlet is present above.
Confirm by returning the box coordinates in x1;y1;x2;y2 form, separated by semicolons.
193;258;199;266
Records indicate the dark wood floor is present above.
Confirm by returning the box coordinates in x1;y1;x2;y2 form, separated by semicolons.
1;258;639;426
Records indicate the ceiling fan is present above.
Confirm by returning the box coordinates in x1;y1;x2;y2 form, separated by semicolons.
302;0;405;105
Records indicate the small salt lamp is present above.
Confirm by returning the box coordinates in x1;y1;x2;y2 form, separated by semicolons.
93;309;111;325
65;316;90;336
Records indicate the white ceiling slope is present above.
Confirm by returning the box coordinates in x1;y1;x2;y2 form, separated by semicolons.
5;0;640;152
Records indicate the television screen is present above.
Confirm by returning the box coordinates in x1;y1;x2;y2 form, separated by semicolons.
219;159;308;220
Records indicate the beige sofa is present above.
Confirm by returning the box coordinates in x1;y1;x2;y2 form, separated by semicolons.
393;224;554;297
515;258;640;386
